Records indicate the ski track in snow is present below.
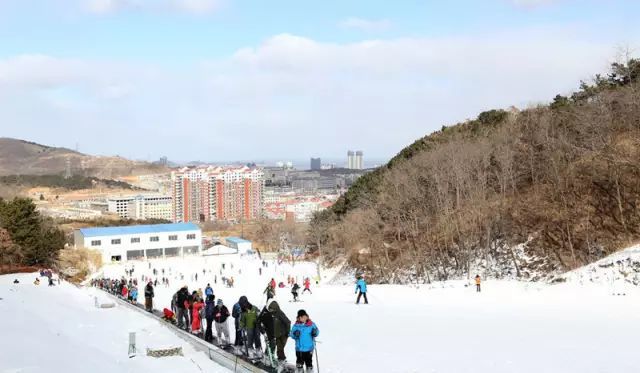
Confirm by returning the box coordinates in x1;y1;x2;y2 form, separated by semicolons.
2;249;640;373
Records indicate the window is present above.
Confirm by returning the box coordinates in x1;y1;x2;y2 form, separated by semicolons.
187;234;196;240
168;235;178;241
150;236;159;242
111;239;121;245
91;240;101;246
131;237;140;243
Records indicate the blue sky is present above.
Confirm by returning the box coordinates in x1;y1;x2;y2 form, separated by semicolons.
0;0;638;164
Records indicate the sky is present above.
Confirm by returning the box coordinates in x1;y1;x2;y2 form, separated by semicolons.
0;0;638;164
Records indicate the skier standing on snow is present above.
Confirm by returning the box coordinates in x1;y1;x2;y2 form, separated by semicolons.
355;275;368;304
240;297;262;358
144;280;154;312
205;283;214;299
303;278;312;294
259;300;291;363
475;274;481;292
264;282;276;302
176;285;190;330
291;283;300;302
204;294;216;342
290;309;319;372
213;299;231;344
130;285;138;303
191;295;205;337
233;296;246;347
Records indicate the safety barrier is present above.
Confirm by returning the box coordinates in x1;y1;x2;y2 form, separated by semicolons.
100;290;268;373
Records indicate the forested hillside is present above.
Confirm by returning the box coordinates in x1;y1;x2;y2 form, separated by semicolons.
309;60;640;283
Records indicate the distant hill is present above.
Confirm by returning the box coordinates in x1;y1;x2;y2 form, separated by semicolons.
309;59;640;283
0;138;167;178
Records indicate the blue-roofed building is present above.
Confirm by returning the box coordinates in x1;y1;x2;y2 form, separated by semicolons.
74;223;202;263
225;236;252;254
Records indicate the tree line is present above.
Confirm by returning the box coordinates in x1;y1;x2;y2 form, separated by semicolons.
308;59;640;283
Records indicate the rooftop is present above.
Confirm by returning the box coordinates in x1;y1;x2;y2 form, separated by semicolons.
79;222;200;238
226;236;251;244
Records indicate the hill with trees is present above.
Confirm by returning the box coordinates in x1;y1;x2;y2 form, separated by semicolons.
309;59;640;283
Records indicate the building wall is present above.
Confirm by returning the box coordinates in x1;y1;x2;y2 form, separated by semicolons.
76;229;202;263
108;195;172;221
172;166;264;223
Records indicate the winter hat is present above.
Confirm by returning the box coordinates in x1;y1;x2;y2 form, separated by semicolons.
297;309;308;318
217;299;223;305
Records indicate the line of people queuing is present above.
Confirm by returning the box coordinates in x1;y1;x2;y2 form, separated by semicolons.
160;282;319;372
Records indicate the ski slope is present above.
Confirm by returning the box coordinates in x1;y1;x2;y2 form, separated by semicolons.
97;252;640;373
0;272;229;373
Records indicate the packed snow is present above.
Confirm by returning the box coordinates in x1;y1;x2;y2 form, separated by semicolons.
0;272;230;373
3;249;640;372
92;252;640;373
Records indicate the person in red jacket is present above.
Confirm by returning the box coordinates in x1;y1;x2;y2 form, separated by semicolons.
191;296;205;336
270;278;276;290
121;284;128;299
303;278;312;294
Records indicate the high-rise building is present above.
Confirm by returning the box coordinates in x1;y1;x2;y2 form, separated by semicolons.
310;157;321;170
347;150;355;169
355;150;364;169
172;166;264;223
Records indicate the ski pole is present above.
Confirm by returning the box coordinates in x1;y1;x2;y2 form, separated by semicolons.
314;339;320;373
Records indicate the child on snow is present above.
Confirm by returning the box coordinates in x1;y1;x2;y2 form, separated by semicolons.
355;276;368;304
290;309;319;372
291;283;300;302
191;296;205;336
475;275;481;292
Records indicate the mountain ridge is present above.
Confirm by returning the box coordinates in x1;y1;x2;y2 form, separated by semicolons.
0;137;167;178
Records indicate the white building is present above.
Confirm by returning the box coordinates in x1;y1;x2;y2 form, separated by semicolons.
74;223;202;263
225;237;253;254
286;201;321;223
107;195;172;221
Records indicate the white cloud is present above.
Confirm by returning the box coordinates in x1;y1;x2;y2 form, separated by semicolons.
85;0;221;15
0;28;618;161
339;17;392;32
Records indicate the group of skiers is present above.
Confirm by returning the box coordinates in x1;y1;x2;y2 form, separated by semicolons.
160;282;319;372
92;277;155;312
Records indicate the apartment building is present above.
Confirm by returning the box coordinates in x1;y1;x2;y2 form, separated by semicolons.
172;166;264;223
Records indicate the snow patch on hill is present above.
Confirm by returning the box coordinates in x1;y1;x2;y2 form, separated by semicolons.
552;244;640;291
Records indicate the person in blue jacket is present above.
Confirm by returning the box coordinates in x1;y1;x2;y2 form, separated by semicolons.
205;283;214;298
290;309;319;372
355;275;368;304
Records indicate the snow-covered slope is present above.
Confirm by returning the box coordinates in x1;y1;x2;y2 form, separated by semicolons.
552;244;640;292
96;253;640;373
0;273;229;373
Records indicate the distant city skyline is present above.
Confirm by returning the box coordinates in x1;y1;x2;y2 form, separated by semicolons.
0;1;637;160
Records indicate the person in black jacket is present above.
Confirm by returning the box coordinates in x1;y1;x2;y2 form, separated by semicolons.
204;294;216;342
259;300;291;362
213;299;231;344
144;281;154;312
176;286;190;330
232;296;246;346
291;283;300;302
